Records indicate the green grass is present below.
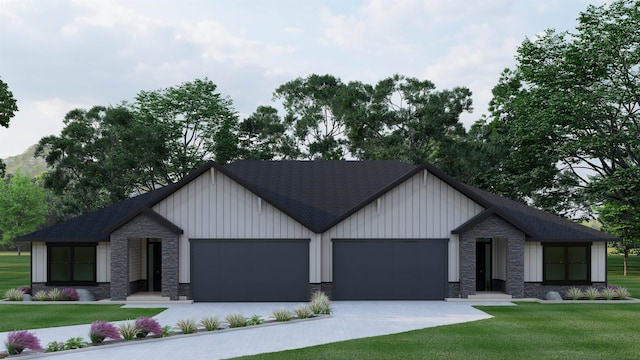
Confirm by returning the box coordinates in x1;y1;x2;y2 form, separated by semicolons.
0;304;165;332
607;254;640;296
0;251;30;296
238;303;640;360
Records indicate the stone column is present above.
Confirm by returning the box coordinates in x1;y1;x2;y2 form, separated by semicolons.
110;235;129;301
459;233;476;298
161;235;179;300
506;235;525;298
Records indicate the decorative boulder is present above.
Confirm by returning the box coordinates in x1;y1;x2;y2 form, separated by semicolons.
22;294;33;302
545;291;563;301
76;289;95;301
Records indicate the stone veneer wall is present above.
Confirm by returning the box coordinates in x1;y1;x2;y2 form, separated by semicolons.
448;282;461;298
459;215;525;298
110;214;180;300
31;283;111;300
309;282;334;300
524;282;607;299
178;283;191;299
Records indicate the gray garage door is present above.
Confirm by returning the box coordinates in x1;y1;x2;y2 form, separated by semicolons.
332;239;448;300
190;239;309;302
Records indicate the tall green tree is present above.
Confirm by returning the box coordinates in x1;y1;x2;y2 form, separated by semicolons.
598;201;640;276
474;0;640;218
36;105;168;217
134;78;240;180
0;77;18;177
340;74;473;178
238;106;299;160
0;173;48;247
273;74;348;160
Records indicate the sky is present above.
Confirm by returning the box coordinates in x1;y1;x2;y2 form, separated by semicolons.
0;0;607;158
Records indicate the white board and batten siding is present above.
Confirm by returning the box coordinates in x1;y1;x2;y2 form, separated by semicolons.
31;241;111;283
152;169;315;283
321;170;485;282
524;241;606;282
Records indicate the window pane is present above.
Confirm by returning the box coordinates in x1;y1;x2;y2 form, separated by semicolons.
50;247;71;281
73;247;95;281
545;264;566;281
568;247;587;263
568;264;588;281
544;247;564;263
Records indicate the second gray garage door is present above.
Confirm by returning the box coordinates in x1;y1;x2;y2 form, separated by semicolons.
190;239;309;302
332;239;448;300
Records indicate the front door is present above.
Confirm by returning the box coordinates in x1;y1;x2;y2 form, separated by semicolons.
147;239;162;292
476;238;492;291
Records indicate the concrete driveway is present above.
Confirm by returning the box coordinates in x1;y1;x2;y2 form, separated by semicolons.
2;301;513;359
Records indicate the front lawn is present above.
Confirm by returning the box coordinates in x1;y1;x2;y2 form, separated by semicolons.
607;254;640;296
237;303;640;360
0;252;30;296
0;305;165;332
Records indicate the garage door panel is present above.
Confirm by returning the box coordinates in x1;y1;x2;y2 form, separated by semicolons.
191;239;309;302
333;239;448;300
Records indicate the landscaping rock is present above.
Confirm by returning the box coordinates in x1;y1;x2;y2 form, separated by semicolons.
22;294;33;302
76;289;95;301
545;291;563;300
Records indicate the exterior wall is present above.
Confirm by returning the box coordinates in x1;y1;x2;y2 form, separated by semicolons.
320;170;485;282
32;242;47;282
458;215;525;298
129;238;144;282
493;238;507;280
524;241;607;283
110;214;180;300
31;283;111;300
96;242;111;282
152;169;315;283
524;282;607;299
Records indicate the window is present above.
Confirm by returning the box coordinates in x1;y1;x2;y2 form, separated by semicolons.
48;243;96;284
543;243;590;284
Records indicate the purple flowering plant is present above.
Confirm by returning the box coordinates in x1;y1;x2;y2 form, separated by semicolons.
135;317;162;338
4;330;43;355
61;288;79;301
89;321;122;344
17;286;31;295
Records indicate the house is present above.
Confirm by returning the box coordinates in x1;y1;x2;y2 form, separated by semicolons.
17;160;617;301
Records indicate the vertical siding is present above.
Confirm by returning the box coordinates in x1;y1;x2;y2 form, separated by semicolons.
321;170;485;282
129;238;143;282
152;169;314;283
591;242;606;282
524;242;543;282
96;242;111;282
32;242;47;282
448;235;459;282
493;238;506;280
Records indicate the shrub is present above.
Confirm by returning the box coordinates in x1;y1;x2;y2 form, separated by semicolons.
45;341;64;352
272;308;293;322
584;287;600;300
616;287;631;299
17;286;31;295
176;318;198;334
61;288;79;301
309;291;331;314
4;330;43;355
89;321;122;344
135;317;162;338
47;288;62;301
200;315;221;331
33;290;48;301
566;287;583;300
293;304;313;319
247;314;264;326
601;287;617;300
118;322;139;340
161;325;173;337
225;312;247;328
4;288;24;301
63;337;88;350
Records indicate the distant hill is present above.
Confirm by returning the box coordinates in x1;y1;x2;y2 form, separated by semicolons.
2;144;48;178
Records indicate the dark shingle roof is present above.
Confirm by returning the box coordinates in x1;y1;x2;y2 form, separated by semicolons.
17;160;616;242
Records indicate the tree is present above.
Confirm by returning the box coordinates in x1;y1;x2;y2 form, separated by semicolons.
238;106;299;160
474;0;640;217
340;74;473;178
134;78;241;180
0;77;18;177
273;74;348;160
0;173;48;249
36;105;168;217
598;201;640;276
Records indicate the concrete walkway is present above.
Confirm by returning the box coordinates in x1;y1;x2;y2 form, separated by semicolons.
1;301;513;359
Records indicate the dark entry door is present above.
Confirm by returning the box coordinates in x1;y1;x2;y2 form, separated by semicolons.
147;239;162;292
476;239;492;291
